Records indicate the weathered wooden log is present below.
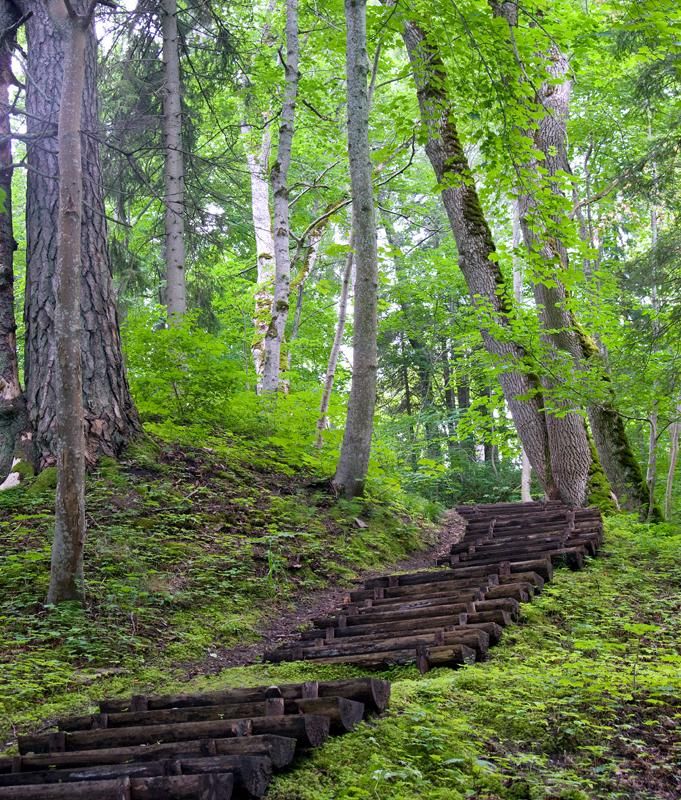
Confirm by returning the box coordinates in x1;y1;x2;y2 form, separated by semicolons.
249;715;329;748
0;763;164;788
348;575;496;602
61;700;285;733
363;567;498;590
304;644;476;670
1;737;296;775
303;612;469;640
465;609;513;626
498;571;544;590
356;591;482;614
316;678;390;712
21;717;253;755
482;583;532;602
508;559;553;581
174;755;270;797
100;684;318;715
0;778;132;799
473;598;520;618
130;773;233;800
287;698;364;734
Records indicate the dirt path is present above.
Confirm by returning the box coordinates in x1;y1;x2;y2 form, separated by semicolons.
183;509;466;677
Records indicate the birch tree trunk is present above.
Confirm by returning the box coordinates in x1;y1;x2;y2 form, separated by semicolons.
664;402;681;519
512;200;532;501
19;0;140;468
242;123;275;386
333;0;378;497
48;0;92;605
387;10;558;499
316;248;354;447
0;3;26;483
261;0;299;392
161;0;186;319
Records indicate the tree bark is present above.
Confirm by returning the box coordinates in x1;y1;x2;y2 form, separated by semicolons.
494;2;648;511
19;0;139;469
512;200;531;500
0;2;26;483
242;123;275;387
664;402;681;519
161;0;186;319
387;9;558;499
315;247;353;447
261;0;299;392
333;0;378;497
47;0;91;604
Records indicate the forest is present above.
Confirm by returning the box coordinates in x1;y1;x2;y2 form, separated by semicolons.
0;1;679;799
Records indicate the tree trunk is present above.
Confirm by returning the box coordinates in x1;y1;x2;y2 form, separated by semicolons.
387;10;557;499
20;0;140;469
664;402;681;519
646;410;658;523
161;0;186;319
47;0;91;605
333;0;378;497
512;200;531;500
494;2;647;512
261;0;299;393
0;2;26;483
242;123;275;387
315;248;353;447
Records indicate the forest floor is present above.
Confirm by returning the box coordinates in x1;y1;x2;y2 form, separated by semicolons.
0;428;441;746
1;436;680;799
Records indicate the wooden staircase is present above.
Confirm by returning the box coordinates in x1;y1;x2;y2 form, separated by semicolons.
0;678;389;799
0;502;603;799
264;501;603;671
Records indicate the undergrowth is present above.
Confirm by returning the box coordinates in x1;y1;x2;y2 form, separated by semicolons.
0;421;439;743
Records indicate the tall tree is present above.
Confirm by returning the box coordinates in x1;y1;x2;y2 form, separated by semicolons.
161;0;186;319
47;0;97;604
0;2;26;483
493;2;649;513
333;0;378;497
261;0;299;392
18;0;139;469
384;6;562;501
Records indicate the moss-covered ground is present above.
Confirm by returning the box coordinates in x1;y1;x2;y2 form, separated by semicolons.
2;440;679;799
0;427;438;744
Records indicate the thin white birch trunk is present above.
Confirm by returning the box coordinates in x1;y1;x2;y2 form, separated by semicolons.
261;0;299;392
665;402;681;519
242;123;275;386
316;247;354;447
512;200;532;501
161;0;186;319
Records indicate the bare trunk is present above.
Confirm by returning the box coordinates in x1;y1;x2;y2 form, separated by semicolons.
0;3;26;483
646;410;658;523
388;10;557;498
512;199;531;500
315;248;353;447
161;0;186;319
48;0;91;605
261;0;299;392
288;216;327;365
242;123;275;385
20;0;140;468
664;403;681;519
333;0;378;497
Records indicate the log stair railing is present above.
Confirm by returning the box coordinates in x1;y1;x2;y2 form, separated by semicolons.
0;678;389;799
0;502;603;799
264;501;603;672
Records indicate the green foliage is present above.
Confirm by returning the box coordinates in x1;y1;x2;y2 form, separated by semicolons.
123;309;243;426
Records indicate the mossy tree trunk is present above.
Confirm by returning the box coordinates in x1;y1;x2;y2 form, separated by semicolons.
386;7;559;499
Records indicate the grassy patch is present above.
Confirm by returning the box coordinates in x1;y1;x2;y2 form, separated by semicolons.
0;429;438;743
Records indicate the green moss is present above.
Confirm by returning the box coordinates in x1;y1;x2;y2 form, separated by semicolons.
586;437;617;513
12;460;35;481
26;466;57;495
